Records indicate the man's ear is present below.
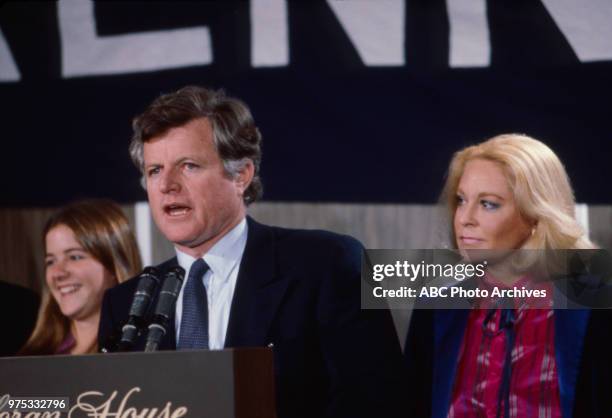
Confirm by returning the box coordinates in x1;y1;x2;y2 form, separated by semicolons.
234;159;255;195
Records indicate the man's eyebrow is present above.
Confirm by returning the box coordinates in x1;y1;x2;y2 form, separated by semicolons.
144;162;162;169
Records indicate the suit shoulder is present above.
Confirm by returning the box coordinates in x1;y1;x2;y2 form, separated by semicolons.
107;257;177;298
0;281;39;324
266;223;363;253
105;274;139;303
251;222;363;273
0;281;39;306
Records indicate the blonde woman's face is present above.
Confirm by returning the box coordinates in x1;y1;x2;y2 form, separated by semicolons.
454;159;532;250
45;224;116;322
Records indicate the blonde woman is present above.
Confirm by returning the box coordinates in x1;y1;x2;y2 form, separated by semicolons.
404;134;609;418
19;199;141;355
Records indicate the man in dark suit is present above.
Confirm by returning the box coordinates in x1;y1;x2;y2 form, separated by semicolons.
98;86;405;418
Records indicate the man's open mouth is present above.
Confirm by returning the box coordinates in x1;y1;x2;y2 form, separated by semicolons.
164;204;191;217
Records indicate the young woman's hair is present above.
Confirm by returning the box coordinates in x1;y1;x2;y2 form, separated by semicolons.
19;199;142;355
442;133;595;250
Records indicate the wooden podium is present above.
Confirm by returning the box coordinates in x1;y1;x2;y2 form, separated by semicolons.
0;348;276;418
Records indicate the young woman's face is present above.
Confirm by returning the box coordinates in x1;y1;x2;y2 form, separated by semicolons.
454;159;532;250
45;224;116;322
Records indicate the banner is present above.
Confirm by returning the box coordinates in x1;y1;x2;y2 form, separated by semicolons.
1;1;611;206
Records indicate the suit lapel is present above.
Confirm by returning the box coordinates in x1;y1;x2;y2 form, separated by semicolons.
554;308;590;418
432;309;470;418
430;278;479;417
224;217;291;348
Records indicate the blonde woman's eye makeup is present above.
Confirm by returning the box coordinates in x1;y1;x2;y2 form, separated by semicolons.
456;194;466;205
481;199;500;210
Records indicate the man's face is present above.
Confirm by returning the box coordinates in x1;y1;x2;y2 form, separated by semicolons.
143;118;251;257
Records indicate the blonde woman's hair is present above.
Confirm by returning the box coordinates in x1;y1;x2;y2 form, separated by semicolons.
19;199;142;355
442;133;595;250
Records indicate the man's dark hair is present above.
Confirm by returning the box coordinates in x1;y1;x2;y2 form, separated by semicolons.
129;86;263;205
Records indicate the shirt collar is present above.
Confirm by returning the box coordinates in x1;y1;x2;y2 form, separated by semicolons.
175;218;248;284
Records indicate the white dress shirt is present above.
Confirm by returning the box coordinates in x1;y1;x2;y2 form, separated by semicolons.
174;218;248;350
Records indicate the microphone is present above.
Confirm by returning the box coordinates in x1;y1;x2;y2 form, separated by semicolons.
144;266;185;352
118;266;161;351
